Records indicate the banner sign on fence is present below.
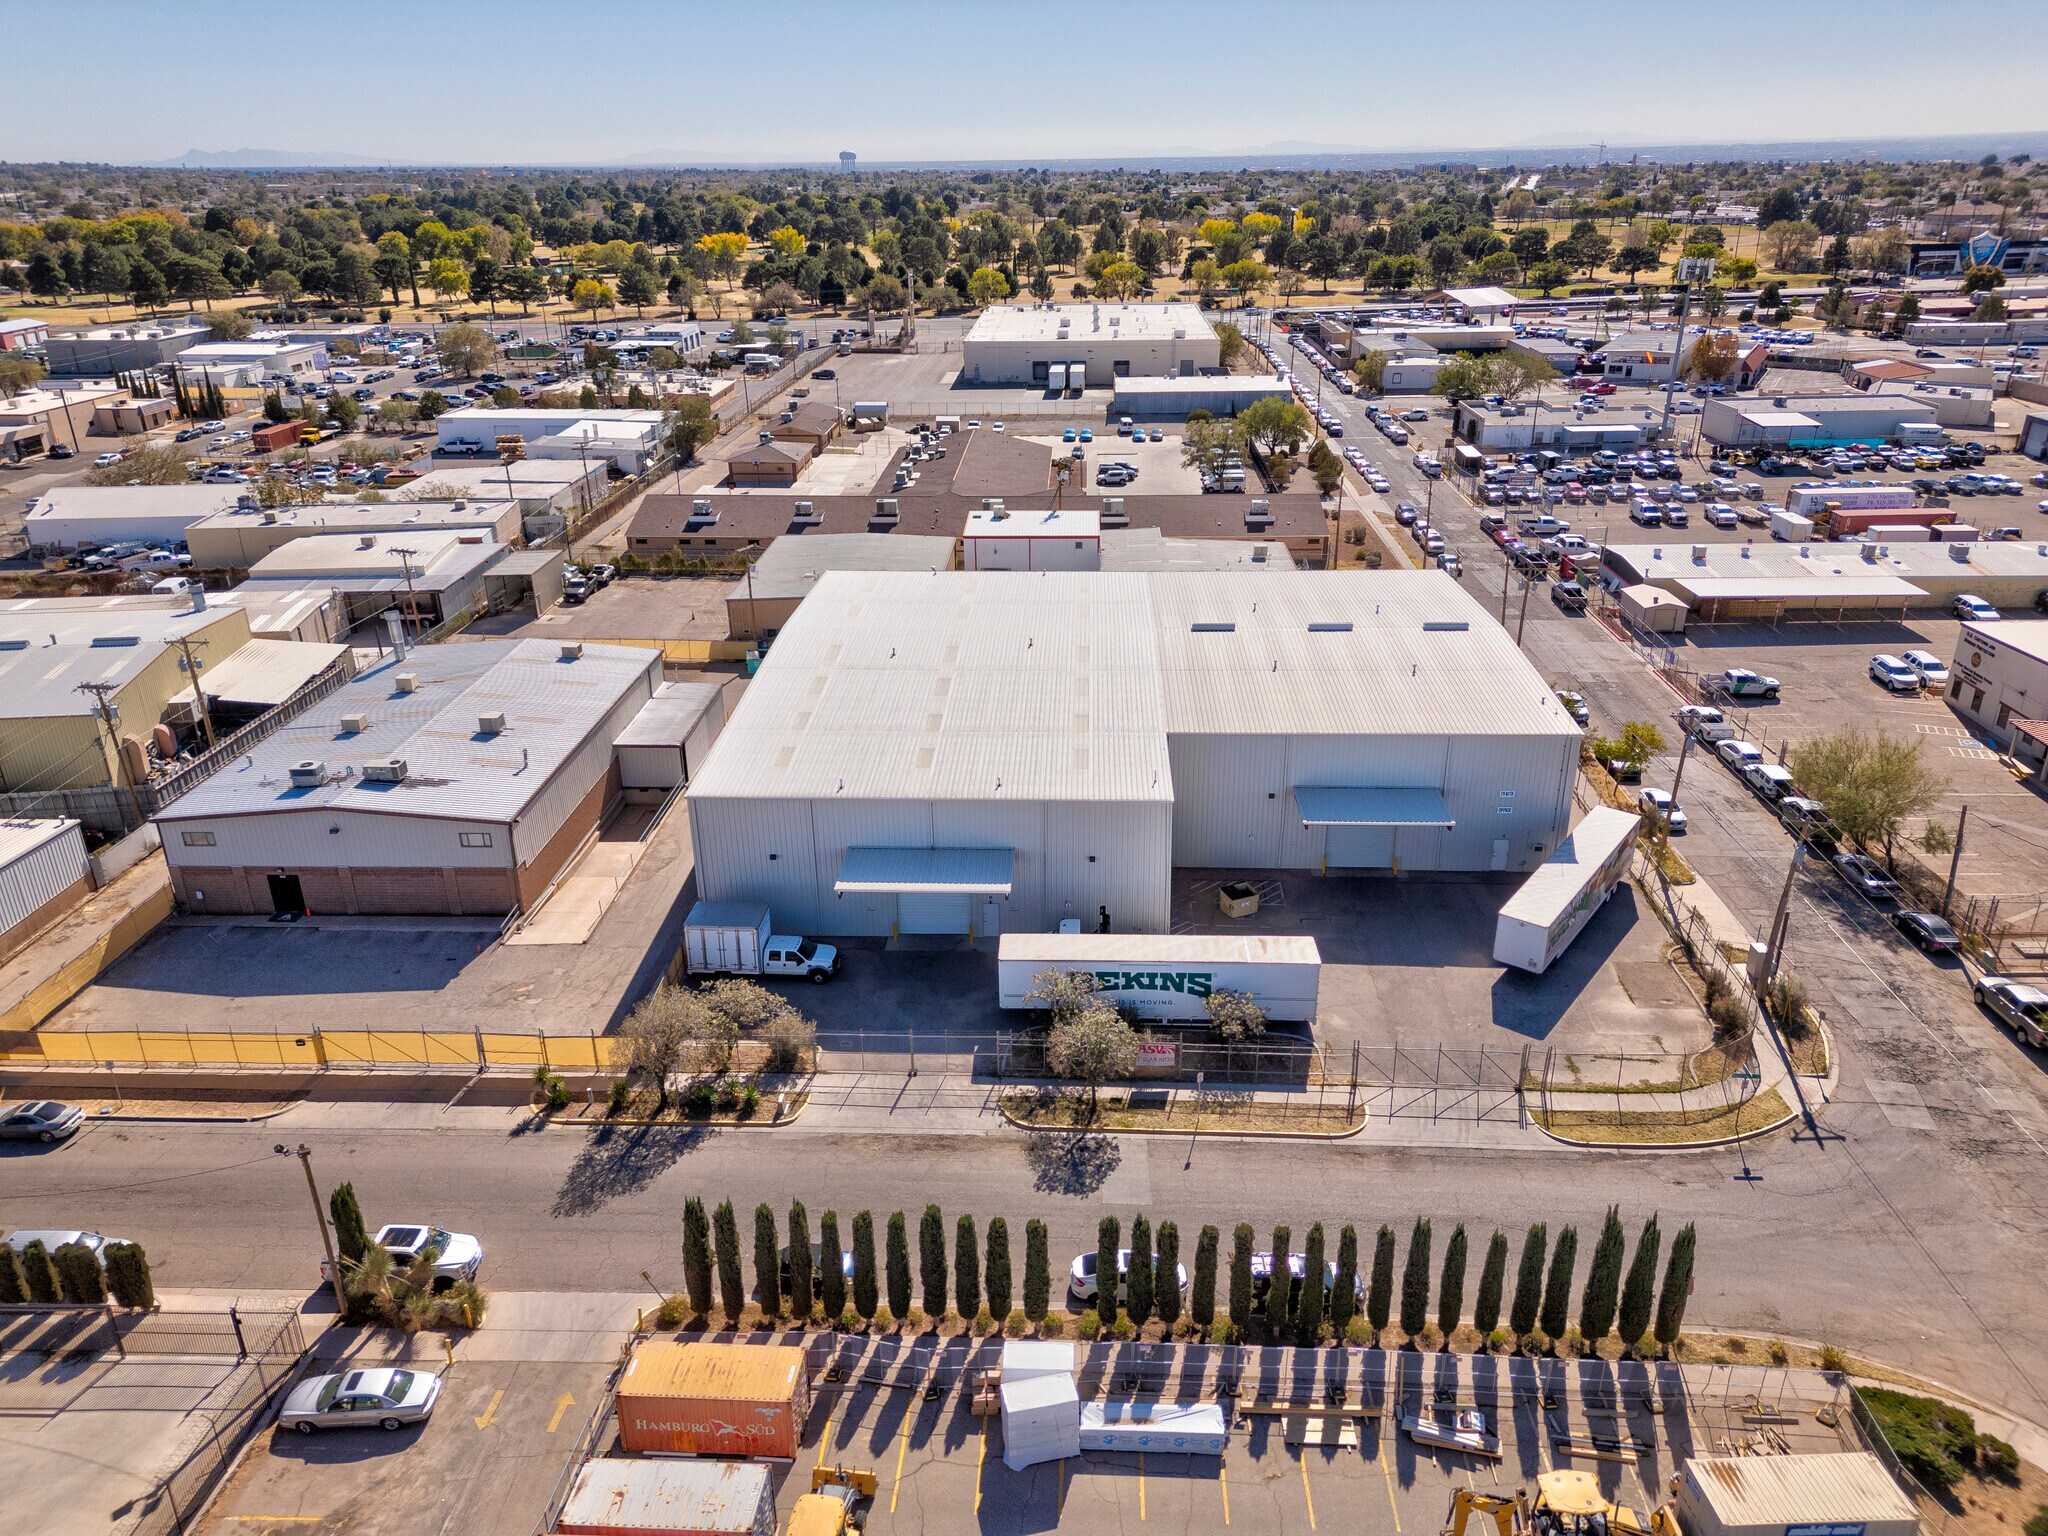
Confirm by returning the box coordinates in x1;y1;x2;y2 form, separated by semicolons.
1135;1038;1178;1075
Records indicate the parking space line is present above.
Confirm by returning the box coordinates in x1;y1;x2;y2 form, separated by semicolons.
889;1407;911;1514
1219;1461;1231;1525
1299;1451;1318;1531
975;1418;986;1513
1379;1445;1402;1530
1140;1450;1148;1521
816;1394;839;1470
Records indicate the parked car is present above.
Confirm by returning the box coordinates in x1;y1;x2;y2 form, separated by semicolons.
1901;650;1949;687
1554;690;1589;727
4;1227;127;1262
1068;1249;1191;1304
279;1368;443;1435
1639;787;1686;833
1777;797;1840;853
1891;910;1962;955
1834;852;1901;899
1675;704;1724;734
1715;738;1764;769
1868;654;1922;693
320;1224;481;1289
1952;594;2000;622
0;1101;84;1142
1741;762;1797;803
1714;668;1780;700
1974;975;2048;1046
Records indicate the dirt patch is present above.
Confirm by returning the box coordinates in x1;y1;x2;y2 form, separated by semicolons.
1613;960;1699;1009
1536;1086;1791;1144
1001;1087;1364;1136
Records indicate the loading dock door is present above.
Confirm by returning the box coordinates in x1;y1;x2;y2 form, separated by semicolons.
898;892;971;934
267;872;306;915
1326;826;1394;869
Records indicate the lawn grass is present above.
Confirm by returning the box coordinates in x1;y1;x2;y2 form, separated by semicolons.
1001;1088;1365;1136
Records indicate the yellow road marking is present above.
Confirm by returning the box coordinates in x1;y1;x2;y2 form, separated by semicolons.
816;1395;840;1470
1219;1461;1231;1526
1380;1445;1403;1531
1139;1450;1147;1521
1300;1452;1318;1531
473;1388;504;1430
976;1418;986;1513
546;1392;575;1434
228;1520;322;1524
889;1406;912;1514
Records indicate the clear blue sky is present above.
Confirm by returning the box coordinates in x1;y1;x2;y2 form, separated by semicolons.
12;0;2046;165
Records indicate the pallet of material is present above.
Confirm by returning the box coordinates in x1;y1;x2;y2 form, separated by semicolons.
1284;1415;1361;1448
1551;1430;1655;1462
1238;1399;1382;1419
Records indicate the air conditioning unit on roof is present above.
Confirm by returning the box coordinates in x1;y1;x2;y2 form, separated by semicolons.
289;760;327;788
361;757;407;783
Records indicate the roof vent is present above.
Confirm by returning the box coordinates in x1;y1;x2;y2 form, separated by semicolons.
358;534;376;548
394;671;419;693
288;760;328;788
339;712;369;734
874;498;900;523
260;510;278;524
1692;544;1707;563
1307;620;1352;632
793;499;821;524
456;534;484;544
477;712;507;735
361;757;407;783
1422;620;1470;632
1191;621;1236;633
560;642;583;660
90;635;141;648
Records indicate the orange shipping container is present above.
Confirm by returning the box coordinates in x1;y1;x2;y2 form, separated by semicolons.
615;1341;810;1460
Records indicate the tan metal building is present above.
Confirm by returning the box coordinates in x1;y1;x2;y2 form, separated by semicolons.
1677;1454;1917;1536
183;498;520;571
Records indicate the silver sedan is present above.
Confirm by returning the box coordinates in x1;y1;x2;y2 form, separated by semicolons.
0;1101;84;1142
278;1368;442;1435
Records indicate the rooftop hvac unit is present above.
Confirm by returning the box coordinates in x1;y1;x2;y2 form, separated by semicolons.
793;500;821;524
1246;499;1274;527
260;510;278;524
339;713;369;734
477;712;507;734
288;760;327;788
395;671;419;693
1950;543;1972;562
358;534;376;548
1100;497;1128;526
236;493;260;512
361;757;407;783
692;497;714;517
560;642;583;659
981;498;1005;511
875;498;900;522
757;430;774;445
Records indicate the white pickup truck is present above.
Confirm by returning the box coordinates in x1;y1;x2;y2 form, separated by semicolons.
684;901;839;983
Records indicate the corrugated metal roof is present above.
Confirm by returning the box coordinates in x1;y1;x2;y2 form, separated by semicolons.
245;527;502;581
835;846;1015;894
1683;1452;1916;1528
1098;529;1296;573
557;1458;770;1536
1670;576;1924;602
998;933;1320;966
735;533;957;602
1496;808;1639;926
619;1340;805;1403
1611;541;2048;583
0;818;82;871
0;606;243;720
170;638;347;709
1293;785;1454;826
616;682;722;749
156;639;658;824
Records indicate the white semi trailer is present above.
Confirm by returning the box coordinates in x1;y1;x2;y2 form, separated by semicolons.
1492;807;1640;975
998;933;1320;1022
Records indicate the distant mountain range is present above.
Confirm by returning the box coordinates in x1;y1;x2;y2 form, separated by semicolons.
135;128;2048;173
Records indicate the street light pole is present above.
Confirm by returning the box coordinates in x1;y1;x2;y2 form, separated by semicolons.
277;1142;349;1318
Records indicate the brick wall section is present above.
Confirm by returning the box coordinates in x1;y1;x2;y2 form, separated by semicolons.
515;763;619;909
170;861;517;916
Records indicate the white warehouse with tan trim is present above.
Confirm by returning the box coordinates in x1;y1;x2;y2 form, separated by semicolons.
684;570;1582;938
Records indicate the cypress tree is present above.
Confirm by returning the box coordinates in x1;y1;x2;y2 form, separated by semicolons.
754;1203;782;1318
1618;1216;1661;1350
851;1211;879;1320
918;1205;946;1318
1156;1221;1183;1327
1399;1218;1433;1338
20;1240;59;1304
1540;1225;1578;1340
1266;1224;1293;1326
682;1197;714;1317
1228;1223;1254;1328
55;1242;107;1305
1096;1216;1121;1327
1653;1223;1696;1352
0;1242;26;1305
328;1182;369;1266
985;1218;1013;1320
712;1200;744;1322
1023;1219;1050;1322
1473;1231;1509;1337
1297;1223;1327;1344
1330;1224;1359;1335
1126;1215;1154;1324
787;1201;814;1320
955;1214;981;1322
1437;1224;1468;1340
103;1242;154;1310
818;1210;847;1321
1192;1224;1220;1328
1367;1225;1395;1333
1509;1223;1547;1336
885;1212;912;1319
1579;1205;1626;1343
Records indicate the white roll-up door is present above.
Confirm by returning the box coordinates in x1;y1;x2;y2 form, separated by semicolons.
1326;825;1394;869
898;892;971;934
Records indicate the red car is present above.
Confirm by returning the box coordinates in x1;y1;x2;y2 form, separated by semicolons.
1587;381;1617;395
1490;527;1522;550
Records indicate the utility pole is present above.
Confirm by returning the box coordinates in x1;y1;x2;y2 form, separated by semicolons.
1660;257;1716;443
1941;805;1968;918
389;547;421;642
1759;843;1807;993
165;632;217;750
1668;730;1695;812
1515;573;1534;645
278;1142;350;1318
75;681;144;827
1498;549;1514;623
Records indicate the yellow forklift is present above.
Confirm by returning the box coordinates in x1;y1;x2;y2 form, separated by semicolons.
1446;1470;1682;1536
787;1466;877;1536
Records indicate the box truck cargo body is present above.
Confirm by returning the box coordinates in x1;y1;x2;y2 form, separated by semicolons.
555;1459;776;1536
997;933;1320;1022
683;901;838;980
1046;363;1067;392
615;1341;810;1460
1493;807;1640;974
1786;483;1918;519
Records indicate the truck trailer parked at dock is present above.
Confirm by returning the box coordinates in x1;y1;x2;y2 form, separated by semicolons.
997;933;1320;1022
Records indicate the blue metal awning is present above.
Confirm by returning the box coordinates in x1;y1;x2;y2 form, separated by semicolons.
1293;785;1454;828
835;846;1015;895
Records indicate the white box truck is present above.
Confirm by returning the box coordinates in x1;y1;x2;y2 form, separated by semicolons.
997;933;1320;1022
1046;363;1067;393
1493;808;1640;975
684;901;840;983
1769;509;1814;541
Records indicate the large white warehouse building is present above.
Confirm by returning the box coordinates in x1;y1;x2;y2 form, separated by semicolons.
960;302;1220;387
686;570;1581;938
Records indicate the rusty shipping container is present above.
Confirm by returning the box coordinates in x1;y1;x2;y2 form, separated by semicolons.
614;1341;810;1460
554;1458;775;1536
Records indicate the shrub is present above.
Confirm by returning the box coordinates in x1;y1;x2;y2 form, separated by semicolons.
1367;1225;1395;1332
787;1202;814;1320
1861;1389;1978;1490
656;1294;689;1327
103;1242;155;1310
682;1198;715;1316
840;1304;863;1332
873;1305;895;1332
329;1182;370;1266
54;1242;107;1305
1039;1313;1065;1337
919;1206;947;1319
685;1081;718;1117
1818;1343;1847;1373
738;1084;761;1118
19;1240;60;1304
818;1211;846;1320
1487;1326;1514;1352
753;1204;782;1318
1560;1325;1585;1356
886;1213;912;1319
1978;1435;2018;1480
1539;1225;1577;1340
1192;1225;1219;1328
1767;1338;1789;1364
0;1243;28;1304
905;1306;926;1331
974;1306;994;1336
984;1218;1012;1320
2026;1510;2048;1536
1345;1317;1375;1345
1023;1219;1050;1321
1077;1312;1102;1341
1006;1308;1030;1336
607;1079;632;1116
851;1211;878;1319
1710;994;1751;1036
1399;1218;1432;1339
1521;1327;1550;1356
955;1215;980;1323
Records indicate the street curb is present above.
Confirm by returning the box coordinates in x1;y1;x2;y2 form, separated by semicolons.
96;1104;301;1125
1529;1100;1800;1152
996;1100;1369;1141
545;1093;813;1131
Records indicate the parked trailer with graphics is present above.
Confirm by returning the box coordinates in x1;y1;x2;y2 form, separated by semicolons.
1492;807;1640;975
997;933;1320;1022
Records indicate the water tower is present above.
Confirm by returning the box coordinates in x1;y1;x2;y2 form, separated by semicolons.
838;151;856;173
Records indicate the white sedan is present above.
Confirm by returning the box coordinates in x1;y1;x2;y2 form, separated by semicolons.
279;1368;441;1435
1639;788;1687;834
